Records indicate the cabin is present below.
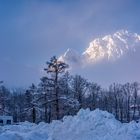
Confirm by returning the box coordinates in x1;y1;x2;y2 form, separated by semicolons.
0;116;13;125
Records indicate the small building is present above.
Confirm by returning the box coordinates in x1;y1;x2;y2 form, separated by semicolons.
0;116;13;125
130;104;140;120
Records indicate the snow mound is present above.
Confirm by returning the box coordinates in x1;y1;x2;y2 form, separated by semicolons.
1;109;140;140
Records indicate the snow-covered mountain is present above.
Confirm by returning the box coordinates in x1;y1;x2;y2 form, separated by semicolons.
83;30;140;63
60;30;140;65
59;48;82;66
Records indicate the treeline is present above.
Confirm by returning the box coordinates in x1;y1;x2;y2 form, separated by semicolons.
0;56;140;123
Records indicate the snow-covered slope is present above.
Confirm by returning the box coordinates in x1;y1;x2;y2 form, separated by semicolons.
1;109;140;140
59;48;81;63
83;30;140;63
60;30;140;65
59;48;82;67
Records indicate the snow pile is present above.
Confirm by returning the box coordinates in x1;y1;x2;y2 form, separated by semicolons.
1;109;140;140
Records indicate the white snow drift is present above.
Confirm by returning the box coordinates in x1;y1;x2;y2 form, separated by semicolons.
1;109;140;140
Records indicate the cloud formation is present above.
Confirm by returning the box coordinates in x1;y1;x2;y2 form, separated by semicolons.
59;30;140;87
0;0;140;87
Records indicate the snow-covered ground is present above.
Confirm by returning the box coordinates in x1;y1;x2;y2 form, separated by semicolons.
0;109;140;140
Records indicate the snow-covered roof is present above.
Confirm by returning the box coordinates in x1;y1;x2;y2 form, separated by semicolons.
0;116;13;120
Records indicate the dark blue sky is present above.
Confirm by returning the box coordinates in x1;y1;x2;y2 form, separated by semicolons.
0;0;140;87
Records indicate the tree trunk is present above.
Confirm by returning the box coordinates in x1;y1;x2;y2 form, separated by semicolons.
127;96;130;122
55;71;59;120
32;107;36;123
44;94;48;122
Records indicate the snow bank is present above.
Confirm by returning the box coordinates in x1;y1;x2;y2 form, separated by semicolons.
0;109;140;140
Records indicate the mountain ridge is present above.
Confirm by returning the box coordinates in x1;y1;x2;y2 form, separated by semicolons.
59;30;140;66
